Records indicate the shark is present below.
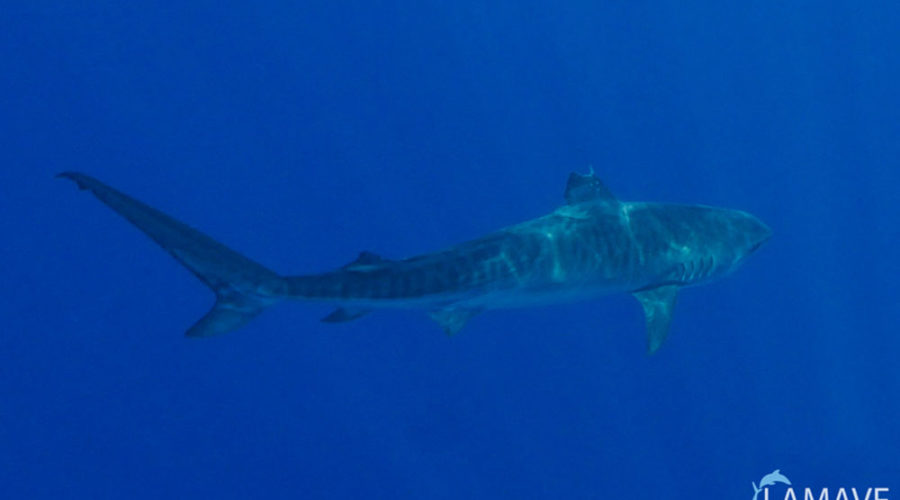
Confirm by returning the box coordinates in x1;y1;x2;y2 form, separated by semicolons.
58;170;770;353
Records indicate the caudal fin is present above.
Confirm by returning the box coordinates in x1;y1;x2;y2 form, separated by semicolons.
58;172;284;337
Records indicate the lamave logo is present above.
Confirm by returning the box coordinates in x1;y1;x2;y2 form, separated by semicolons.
751;469;890;500
753;470;792;500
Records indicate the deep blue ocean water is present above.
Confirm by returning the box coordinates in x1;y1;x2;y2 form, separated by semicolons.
3;1;899;498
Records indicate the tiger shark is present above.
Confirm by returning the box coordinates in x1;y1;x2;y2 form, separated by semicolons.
58;170;770;353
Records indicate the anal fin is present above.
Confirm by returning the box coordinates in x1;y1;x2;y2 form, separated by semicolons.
633;285;679;354
321;307;371;323
429;308;480;336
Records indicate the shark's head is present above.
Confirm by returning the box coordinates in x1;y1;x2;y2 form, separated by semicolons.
637;204;771;286
688;208;772;282
728;209;772;262
699;208;771;280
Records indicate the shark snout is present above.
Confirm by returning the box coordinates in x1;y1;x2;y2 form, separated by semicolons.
746;217;772;254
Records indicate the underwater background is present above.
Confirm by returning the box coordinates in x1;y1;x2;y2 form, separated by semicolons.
3;1;899;498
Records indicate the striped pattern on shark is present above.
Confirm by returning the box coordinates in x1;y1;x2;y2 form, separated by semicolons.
58;171;770;353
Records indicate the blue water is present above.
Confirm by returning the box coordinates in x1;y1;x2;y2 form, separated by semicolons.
4;2;899;498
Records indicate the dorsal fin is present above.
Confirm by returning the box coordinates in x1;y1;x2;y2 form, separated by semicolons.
564;171;617;205
342;251;387;271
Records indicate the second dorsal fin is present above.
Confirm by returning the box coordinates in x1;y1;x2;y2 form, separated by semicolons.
342;251;387;271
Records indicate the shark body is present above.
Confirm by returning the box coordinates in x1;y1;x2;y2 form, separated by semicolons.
59;171;770;353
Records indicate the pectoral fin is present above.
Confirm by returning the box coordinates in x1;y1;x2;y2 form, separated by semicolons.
633;285;679;354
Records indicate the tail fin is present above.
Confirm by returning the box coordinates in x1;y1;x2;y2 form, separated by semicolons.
58;172;284;337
